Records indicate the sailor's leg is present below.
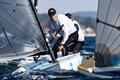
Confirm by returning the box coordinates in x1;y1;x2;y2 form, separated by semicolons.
63;31;78;55
61;47;66;56
52;46;59;59
72;41;84;53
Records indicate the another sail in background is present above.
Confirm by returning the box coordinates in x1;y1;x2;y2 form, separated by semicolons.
95;0;120;67
0;0;48;61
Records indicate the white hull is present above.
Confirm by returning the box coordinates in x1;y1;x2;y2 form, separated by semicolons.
18;53;83;72
12;52;120;79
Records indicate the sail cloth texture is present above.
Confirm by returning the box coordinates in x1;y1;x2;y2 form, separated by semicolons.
95;0;120;67
0;0;48;61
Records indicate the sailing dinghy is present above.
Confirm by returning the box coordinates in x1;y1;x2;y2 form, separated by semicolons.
0;0;120;79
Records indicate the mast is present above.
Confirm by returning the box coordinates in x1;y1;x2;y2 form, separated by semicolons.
29;0;56;62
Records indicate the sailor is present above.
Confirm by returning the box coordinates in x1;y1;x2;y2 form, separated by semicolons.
48;8;78;59
65;13;85;53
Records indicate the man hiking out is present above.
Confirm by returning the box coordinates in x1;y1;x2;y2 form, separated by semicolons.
48;8;78;59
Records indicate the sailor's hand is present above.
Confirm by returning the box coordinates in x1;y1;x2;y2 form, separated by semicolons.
52;32;56;39
58;43;64;51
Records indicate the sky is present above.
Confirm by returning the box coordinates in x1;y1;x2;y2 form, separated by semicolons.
38;0;98;14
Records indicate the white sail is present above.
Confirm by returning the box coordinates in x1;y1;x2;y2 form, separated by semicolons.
95;0;120;66
0;0;48;61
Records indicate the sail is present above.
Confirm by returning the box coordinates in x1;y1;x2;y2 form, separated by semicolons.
95;0;120;66
0;0;48;61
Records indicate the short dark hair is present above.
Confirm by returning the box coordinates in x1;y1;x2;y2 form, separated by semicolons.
48;8;56;16
65;13;72;19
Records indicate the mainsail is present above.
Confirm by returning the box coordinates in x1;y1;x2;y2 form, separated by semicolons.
0;0;48;61
95;0;120;67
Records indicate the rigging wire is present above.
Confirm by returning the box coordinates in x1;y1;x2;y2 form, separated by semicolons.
96;0;112;53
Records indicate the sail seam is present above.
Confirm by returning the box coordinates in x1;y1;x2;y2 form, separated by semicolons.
0;5;34;38
95;0;100;52
2;27;18;56
103;14;120;54
0;6;39;49
14;4;42;39
107;15;120;53
97;0;112;53
97;16;120;54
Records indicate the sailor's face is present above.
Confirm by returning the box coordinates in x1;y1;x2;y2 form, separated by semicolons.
49;14;57;21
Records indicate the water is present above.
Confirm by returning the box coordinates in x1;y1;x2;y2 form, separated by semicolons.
0;36;120;80
82;36;95;52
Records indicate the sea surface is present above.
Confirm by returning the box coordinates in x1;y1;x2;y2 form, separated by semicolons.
0;36;120;80
82;36;95;52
